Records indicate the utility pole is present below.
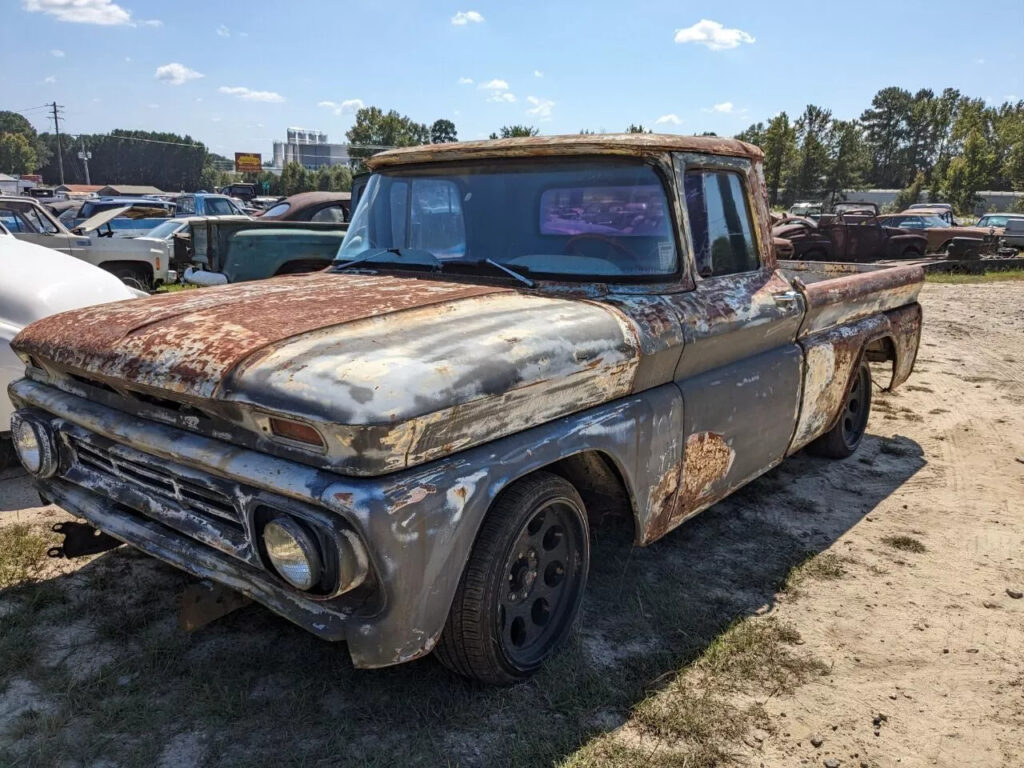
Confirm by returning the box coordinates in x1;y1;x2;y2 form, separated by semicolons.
50;102;65;186
77;138;92;185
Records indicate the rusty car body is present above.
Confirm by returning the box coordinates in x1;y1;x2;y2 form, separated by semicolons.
8;133;924;683
773;211;926;262
877;210;998;255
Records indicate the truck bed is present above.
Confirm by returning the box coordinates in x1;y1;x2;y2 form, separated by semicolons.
778;259;924;338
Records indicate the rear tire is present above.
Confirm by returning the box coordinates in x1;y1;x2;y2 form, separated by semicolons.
901;247;922;259
435;472;590;684
107;265;152;291
808;359;872;459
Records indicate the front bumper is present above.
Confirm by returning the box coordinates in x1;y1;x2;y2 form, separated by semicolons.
8;377;497;669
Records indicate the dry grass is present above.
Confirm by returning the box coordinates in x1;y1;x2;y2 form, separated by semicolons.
0;524;54;589
783;552;846;594
882;534;926;553
925;268;1024;284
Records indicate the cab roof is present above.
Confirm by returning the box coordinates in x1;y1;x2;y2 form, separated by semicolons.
366;133;762;170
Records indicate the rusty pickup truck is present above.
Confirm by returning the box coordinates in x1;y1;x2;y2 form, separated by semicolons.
8;134;924;684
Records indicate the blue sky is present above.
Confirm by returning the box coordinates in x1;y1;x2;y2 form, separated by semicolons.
4;0;1023;158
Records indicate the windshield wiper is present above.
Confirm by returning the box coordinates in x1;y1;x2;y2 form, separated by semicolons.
332;247;402;271
481;258;536;288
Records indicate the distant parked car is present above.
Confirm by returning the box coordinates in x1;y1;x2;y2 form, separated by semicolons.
174;193;248;218
788;201;823;220
1;225;141;469
1002;218;1024;251
259;191;351;222
775;210;926;261
907;202;953;225
220;183;259;201
69;197;176;238
877;211;994;254
975;213;1024;233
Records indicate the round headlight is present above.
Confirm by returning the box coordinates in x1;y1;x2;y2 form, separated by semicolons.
262;517;322;591
11;412;58;478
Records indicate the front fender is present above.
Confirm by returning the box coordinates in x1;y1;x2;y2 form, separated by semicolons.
320;383;683;667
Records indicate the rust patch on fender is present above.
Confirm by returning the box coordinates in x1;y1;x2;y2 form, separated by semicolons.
643;431;735;544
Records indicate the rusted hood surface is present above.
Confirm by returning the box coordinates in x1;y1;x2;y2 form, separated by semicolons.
15;273;643;473
13;273;510;398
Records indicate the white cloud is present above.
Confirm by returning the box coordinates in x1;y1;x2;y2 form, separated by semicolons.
526;96;554;120
534;69;544;78
674;19;754;50
317;98;364;115
451;10;483;25
219;85;285;102
479;79;516;102
458;76;474;85
22;0;131;25
43;75;56;84
712;101;734;113
155;62;203;85
23;0;161;26
655;114;682;125
50;48;64;57
216;24;230;37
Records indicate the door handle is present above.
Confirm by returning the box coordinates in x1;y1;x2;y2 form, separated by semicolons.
773;290;801;305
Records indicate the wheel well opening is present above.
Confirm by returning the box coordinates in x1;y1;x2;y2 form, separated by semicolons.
865;335;898;389
543;451;635;539
99;260;154;277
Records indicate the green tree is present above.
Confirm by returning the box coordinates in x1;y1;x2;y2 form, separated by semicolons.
822;119;869;207
626;124;651;134
0;132;38;174
860;86;913;187
892;171;926;211
346;107;430;172
329;164;353;192
488;125;539;139
0;110;49;170
735;122;766;147
789;105;832;203
430;119;458;143
943;126;995;214
315;166;332;191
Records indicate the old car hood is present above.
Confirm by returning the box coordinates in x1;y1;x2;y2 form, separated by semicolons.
14;273;642;473
73;206;132;234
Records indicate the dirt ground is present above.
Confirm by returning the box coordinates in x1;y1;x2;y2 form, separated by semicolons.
1;280;1022;768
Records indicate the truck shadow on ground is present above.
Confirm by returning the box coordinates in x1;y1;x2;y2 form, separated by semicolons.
0;432;925;767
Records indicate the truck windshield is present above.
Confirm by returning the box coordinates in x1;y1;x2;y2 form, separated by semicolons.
337;159;678;280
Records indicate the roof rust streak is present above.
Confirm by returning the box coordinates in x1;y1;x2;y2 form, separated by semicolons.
367;133;763;170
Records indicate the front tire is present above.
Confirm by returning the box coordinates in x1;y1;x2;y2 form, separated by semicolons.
435;472;590;684
808;359;872;459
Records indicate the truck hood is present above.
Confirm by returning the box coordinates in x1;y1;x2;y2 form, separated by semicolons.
14;273;641;473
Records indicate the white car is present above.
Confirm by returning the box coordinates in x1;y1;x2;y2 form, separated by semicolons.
1;223;142;469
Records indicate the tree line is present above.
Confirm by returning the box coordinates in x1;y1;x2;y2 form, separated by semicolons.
735;87;1024;214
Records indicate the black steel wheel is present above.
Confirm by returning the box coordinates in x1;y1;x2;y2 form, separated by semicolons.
809;359;872;459
435;472;589;684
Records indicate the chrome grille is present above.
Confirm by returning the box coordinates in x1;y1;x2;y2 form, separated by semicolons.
68;436;241;528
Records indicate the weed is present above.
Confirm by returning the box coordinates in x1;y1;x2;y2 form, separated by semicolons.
0;524;55;589
925;269;1024;284
882;535;926;553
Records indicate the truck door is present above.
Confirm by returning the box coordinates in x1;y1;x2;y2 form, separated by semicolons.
663;155;805;527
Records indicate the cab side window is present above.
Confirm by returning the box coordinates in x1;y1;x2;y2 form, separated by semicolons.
684;170;759;276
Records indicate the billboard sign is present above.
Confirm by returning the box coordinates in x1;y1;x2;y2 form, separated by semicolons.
234;152;262;173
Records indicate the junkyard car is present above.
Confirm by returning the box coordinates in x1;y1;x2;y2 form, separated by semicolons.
173;193;248;218
0;195;93;256
0;196;166;288
8;135;924;683
775;211;926;262
1;224;140;469
877;210;996;255
259;191;352;223
68;197;176;238
180;218;347;285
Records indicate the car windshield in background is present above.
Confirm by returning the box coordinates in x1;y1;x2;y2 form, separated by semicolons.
918;216;950;227
145;220;186;239
263;202;290;217
337;159;678;280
